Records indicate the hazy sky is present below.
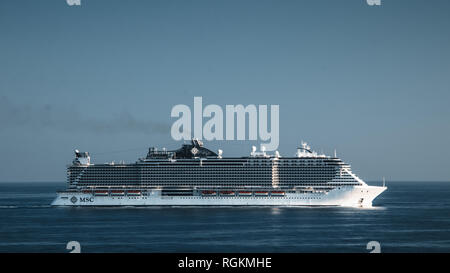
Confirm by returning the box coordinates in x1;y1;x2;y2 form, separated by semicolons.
1;0;449;182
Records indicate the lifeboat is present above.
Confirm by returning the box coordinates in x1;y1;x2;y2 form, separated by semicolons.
271;191;285;196
127;190;141;196
202;190;217;196
94;190;109;196
238;191;252;196
110;190;125;196
220;191;235;196
254;191;269;196
82;190;92;194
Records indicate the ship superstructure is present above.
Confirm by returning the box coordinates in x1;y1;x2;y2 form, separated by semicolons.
52;139;386;207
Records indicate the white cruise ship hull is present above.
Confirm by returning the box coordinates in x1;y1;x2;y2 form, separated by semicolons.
51;185;386;208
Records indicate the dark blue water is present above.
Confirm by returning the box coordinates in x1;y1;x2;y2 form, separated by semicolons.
1;182;449;253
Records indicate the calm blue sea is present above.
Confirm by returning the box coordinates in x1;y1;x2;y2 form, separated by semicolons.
0;182;449;253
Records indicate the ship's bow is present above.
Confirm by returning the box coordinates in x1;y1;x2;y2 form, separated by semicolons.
341;185;387;208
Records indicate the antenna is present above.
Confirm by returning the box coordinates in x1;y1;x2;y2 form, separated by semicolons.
383;177;386;187
334;149;337;158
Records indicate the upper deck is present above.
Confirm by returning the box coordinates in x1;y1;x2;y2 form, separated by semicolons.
67;140;363;189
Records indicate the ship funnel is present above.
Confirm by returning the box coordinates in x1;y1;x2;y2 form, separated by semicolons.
73;150;90;165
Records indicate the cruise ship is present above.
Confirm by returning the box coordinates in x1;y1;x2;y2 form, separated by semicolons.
51;139;386;207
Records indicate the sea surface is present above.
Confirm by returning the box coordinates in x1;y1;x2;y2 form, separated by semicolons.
0;182;449;253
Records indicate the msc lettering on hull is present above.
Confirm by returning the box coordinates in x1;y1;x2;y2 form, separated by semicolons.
79;197;94;202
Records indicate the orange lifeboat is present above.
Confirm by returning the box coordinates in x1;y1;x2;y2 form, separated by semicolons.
94;190;108;196
111;190;125;196
127;190;141;196
254;191;269;196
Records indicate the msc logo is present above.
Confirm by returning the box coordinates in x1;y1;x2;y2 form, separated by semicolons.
80;197;94;202
70;196;77;204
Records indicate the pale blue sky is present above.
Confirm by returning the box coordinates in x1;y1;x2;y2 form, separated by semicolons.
0;0;449;182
